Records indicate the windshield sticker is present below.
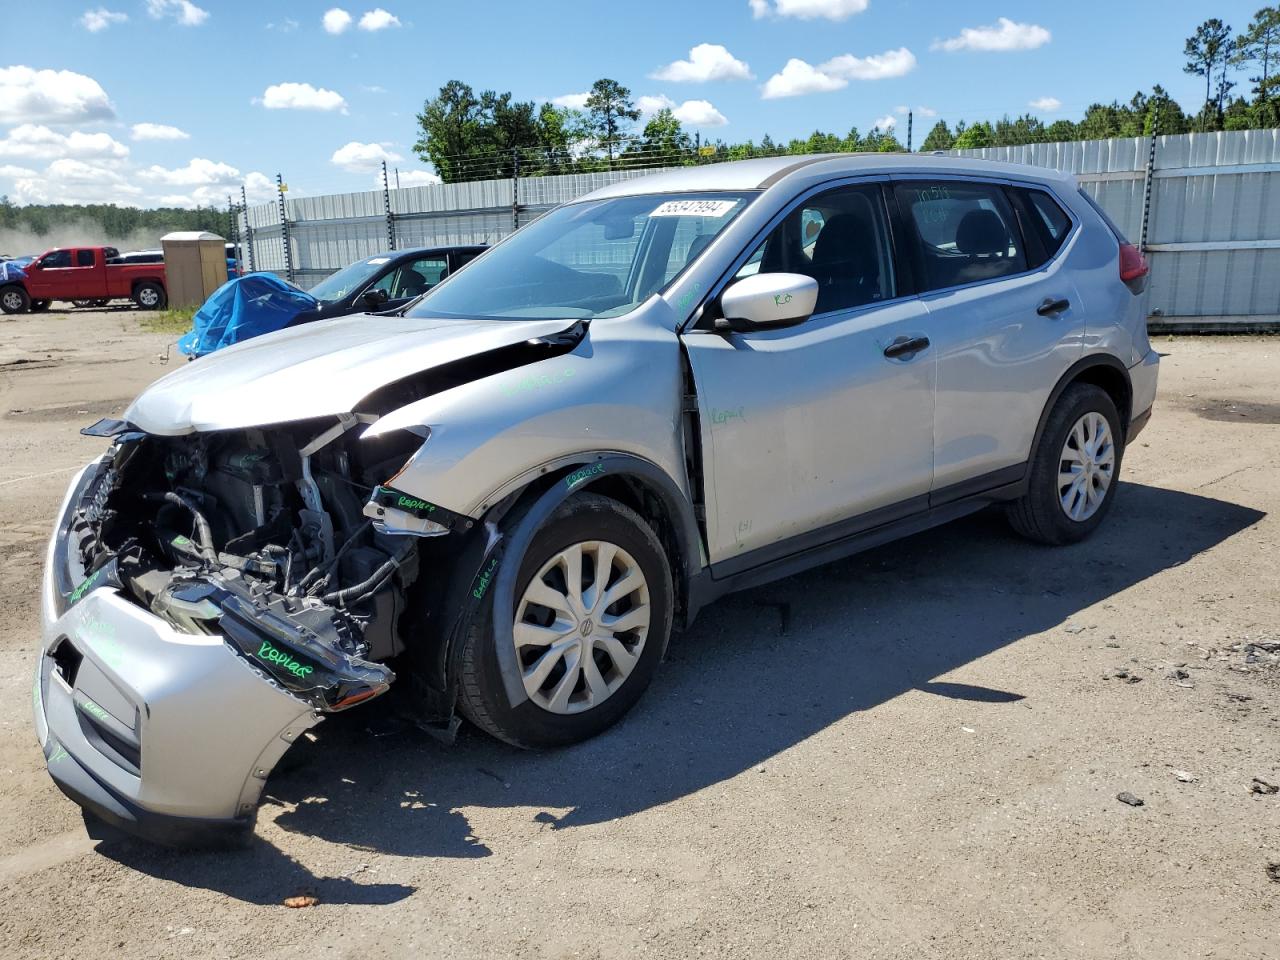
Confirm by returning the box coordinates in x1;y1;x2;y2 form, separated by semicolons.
651;199;738;218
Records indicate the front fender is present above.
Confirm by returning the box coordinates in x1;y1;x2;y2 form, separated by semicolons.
361;313;689;518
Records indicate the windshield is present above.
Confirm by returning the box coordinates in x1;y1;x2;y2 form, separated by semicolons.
405;192;754;321
308;255;394;303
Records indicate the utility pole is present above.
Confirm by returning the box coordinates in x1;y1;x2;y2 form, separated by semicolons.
381;160;396;251
276;172;294;284
511;150;521;231
1139;103;1161;253
907;111;913;153
395;166;400;190
240;184;255;273
226;194;241;269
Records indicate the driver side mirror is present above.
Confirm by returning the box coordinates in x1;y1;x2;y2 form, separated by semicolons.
716;272;818;333
361;287;390;309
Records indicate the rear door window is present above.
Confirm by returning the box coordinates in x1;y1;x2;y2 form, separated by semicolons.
894;181;1026;291
76;250;96;267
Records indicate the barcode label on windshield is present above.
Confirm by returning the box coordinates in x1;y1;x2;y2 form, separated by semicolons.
650;199;738;218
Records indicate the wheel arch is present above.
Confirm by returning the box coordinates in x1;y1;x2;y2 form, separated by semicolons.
402;453;704;724
1030;354;1133;460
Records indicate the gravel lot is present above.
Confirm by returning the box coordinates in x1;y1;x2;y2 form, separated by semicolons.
0;308;1276;959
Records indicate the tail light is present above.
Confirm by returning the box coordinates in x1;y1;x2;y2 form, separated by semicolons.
1119;243;1149;293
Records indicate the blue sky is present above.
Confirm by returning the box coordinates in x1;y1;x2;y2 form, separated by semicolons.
1;0;1255;208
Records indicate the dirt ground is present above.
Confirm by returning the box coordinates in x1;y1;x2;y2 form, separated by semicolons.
0;307;1275;959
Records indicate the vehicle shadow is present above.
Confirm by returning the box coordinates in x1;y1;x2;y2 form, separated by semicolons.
99;481;1263;899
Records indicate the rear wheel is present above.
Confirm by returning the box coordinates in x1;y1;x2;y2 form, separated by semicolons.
1008;383;1123;545
456;492;673;748
133;282;165;310
0;285;30;314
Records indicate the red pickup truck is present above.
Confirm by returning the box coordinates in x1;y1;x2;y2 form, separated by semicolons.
0;246;167;314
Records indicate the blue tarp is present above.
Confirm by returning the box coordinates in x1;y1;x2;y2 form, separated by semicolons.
178;274;317;358
0;260;28;283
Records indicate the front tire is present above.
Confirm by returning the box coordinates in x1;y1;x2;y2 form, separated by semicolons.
133;282;166;310
1008;383;1124;545
456;492;673;748
1;285;30;314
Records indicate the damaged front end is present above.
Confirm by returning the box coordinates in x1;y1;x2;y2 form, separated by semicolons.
34;414;450;844
75;415;430;712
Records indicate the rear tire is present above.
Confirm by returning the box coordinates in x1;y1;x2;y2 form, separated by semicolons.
1;285;29;314
133;282;165;310
1008;383;1124;545
456;492;673;748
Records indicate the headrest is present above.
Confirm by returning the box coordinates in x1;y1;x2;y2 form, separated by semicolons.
955;209;1009;256
812;212;872;267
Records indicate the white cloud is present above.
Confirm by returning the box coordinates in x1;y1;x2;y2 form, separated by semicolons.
872;114;897;130
383;168;441;188
0;66;114;124
80;8;128;31
551;92;590;109
322;8;352;33
145;0;209;26
138;157;240;186
761;48;916;99
933;18;1050;52
260;82;348;113
637;94;676;115
242;172;276;203
672;99;728;127
915;105;938;117
0;124;129;162
1029;96;1062;112
361;84;387;94
266;17;299;31
0;163;38;178
651;43;752;83
358;7;400;30
332;141;403;171
761;59;846;99
751;0;869;20
819;47;917;80
11;159;142;205
131;122;189;141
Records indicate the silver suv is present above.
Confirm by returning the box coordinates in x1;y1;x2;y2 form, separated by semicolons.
35;154;1158;844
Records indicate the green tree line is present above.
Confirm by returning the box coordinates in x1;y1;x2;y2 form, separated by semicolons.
0;197;229;250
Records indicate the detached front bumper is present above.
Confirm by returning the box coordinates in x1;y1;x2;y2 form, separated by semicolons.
33;462;320;846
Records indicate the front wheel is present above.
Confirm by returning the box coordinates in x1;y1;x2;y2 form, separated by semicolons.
1008;383;1124;545
133;282;166;310
456;492;673;748
1;285;30;314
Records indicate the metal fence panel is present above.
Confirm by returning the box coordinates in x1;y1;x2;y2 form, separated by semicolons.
240;133;1280;327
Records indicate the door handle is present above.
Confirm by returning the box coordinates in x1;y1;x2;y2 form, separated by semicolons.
883;335;930;359
1036;297;1070;316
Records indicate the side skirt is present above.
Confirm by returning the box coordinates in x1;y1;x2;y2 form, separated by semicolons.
687;464;1026;615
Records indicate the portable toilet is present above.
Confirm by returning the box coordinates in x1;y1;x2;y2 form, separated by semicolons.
160;231;226;308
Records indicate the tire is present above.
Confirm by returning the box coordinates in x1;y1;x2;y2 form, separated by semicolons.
71;300;93;309
29;299;50;312
1008;383;1124;545
133;282;166;310
0;285;30;314
93;299;110;307
456;492;673;748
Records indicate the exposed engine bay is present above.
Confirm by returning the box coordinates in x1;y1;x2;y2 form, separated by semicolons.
72;416;432;713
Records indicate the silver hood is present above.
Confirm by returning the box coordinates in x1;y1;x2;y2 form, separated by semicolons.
125;313;580;435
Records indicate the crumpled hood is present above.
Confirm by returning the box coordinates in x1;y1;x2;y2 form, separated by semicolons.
126;313;580;434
